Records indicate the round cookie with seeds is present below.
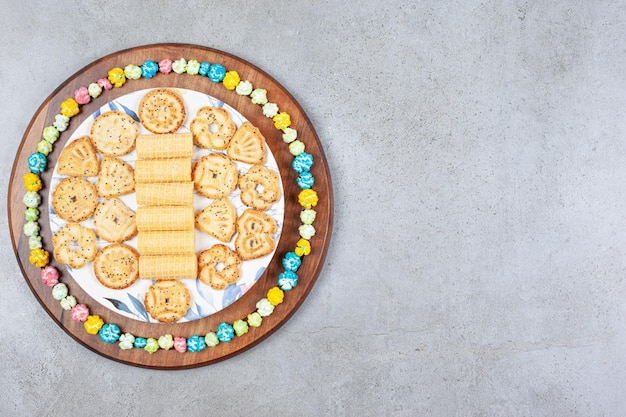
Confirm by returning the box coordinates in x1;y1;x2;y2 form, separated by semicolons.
52;176;98;222
93;243;139;289
93;198;137;243
192;153;238;199
90;110;138;156
137;89;186;134
144;280;191;323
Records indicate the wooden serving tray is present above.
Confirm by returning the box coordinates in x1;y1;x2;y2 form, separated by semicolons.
8;44;333;369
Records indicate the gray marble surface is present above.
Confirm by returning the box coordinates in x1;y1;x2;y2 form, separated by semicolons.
2;1;625;416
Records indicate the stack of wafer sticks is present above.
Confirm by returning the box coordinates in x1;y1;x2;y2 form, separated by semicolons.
134;133;197;280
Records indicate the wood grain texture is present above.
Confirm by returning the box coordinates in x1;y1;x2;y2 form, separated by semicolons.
8;44;333;369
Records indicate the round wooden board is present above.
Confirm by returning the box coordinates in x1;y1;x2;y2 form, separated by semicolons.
8;44;333;369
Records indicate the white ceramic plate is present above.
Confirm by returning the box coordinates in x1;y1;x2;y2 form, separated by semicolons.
48;88;284;323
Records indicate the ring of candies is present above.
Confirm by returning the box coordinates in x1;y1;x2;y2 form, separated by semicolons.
21;57;319;354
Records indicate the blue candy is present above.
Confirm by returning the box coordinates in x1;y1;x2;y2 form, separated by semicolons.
278;270;299;291
292;152;314;173
28;152;47;174
186;334;207;352
282;251;302;272
216;322;235;342
297;171;315;189
133;337;147;349
99;323;121;343
198;61;211;77
208;63;226;82
141;60;159;79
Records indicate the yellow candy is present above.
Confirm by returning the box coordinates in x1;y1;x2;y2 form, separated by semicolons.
84;315;104;335
108;67;126;88
23;173;42;192
29;248;49;267
267;287;284;306
295;238;311;257
60;98;79;118
223;71;240;90
272;112;291;131
298;189;318;209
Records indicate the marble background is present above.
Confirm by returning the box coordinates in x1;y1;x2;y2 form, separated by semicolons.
1;1;625;416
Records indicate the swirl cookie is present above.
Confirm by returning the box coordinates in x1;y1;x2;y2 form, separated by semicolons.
52;223;97;268
93;243;139;289
90;111;138;156
238;165;282;211
192;153;238;199
137;89;186;134
56;136;99;177
190;106;236;150
235;209;278;261
93;198;137;243
144;280;191;323
52;176;98;222
198;244;242;290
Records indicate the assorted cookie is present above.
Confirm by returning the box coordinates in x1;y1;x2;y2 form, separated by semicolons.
49;88;282;323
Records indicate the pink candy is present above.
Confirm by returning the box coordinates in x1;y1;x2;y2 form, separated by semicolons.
173;336;187;353
97;77;113;90
41;265;59;287
74;86;91;104
158;59;173;74
71;304;89;322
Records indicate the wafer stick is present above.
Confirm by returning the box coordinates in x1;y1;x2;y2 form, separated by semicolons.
135;182;194;206
136;205;194;231
135;133;194;159
135;158;192;183
139;254;198;279
138;230;195;255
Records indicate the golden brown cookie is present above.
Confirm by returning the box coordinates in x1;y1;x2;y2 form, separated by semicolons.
93;198;137;243
198;244;242;290
93;243;140;289
56;136;100;177
96;157;135;198
192;153;238;199
137;89;186;134
238;165;282;211
190;106;236;150
52;177;98;222
226;121;267;164
235;209;278;261
195;198;237;242
52;223;97;268
90;110;138;156
144;280;191;323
